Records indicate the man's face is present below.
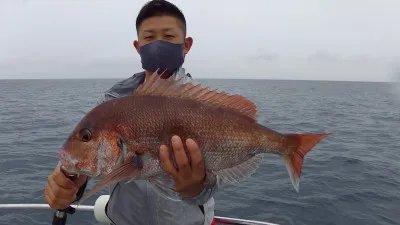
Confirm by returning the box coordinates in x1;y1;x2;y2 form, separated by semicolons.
133;15;193;57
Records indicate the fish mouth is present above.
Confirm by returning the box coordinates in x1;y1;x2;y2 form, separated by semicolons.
58;150;79;175
58;149;101;178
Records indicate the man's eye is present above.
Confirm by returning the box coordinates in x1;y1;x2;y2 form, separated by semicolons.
165;35;175;38
144;36;153;40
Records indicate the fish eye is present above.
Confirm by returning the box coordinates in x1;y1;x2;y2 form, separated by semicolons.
79;128;92;142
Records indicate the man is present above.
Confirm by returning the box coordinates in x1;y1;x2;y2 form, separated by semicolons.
44;1;219;225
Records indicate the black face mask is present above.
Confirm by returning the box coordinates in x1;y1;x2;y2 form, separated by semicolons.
139;40;185;77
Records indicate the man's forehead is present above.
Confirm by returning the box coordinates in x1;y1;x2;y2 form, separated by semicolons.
138;16;184;33
143;27;175;33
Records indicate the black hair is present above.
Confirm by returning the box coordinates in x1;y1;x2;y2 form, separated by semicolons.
135;0;187;35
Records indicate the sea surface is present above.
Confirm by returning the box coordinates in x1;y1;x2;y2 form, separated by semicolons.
0;78;399;225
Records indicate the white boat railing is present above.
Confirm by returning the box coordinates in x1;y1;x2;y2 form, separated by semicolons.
0;203;94;211
0;195;279;225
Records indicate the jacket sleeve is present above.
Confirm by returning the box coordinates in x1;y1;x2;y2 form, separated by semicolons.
181;172;222;205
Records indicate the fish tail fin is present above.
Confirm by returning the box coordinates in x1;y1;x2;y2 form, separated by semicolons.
282;133;330;192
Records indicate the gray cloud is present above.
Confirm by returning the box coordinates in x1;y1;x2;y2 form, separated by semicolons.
1;0;399;82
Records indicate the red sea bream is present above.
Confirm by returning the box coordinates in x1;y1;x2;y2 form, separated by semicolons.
58;71;330;203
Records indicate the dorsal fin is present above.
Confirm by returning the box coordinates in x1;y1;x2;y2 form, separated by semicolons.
134;69;258;120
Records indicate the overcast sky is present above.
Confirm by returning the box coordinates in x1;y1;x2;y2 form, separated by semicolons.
1;0;399;81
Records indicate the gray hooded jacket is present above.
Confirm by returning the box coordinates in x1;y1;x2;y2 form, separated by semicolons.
92;68;220;225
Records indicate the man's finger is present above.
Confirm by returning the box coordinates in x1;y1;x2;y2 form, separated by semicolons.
45;184;76;209
186;138;205;179
171;135;191;178
48;175;78;199
159;144;178;178
45;188;63;209
53;166;77;189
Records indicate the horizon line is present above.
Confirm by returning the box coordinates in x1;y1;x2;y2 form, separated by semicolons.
0;77;395;83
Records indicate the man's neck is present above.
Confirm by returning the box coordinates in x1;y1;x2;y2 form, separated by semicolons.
145;71;152;81
145;70;174;81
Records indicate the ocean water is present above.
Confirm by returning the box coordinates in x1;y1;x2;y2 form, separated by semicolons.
0;78;399;225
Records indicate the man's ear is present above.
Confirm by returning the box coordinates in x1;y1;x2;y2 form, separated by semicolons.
133;40;140;54
183;37;193;56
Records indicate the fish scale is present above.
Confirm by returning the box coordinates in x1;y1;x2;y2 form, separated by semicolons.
58;70;330;203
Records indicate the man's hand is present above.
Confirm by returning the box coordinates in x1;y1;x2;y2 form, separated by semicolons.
44;166;88;209
159;135;206;198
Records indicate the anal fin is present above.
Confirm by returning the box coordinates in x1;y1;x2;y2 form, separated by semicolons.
214;154;263;185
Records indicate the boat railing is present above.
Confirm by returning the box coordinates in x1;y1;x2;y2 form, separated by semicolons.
0;195;279;225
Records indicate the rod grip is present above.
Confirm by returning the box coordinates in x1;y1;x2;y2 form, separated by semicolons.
51;173;77;225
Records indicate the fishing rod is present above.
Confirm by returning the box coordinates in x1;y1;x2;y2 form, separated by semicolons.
51;174;76;225
52;204;75;225
51;169;88;225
